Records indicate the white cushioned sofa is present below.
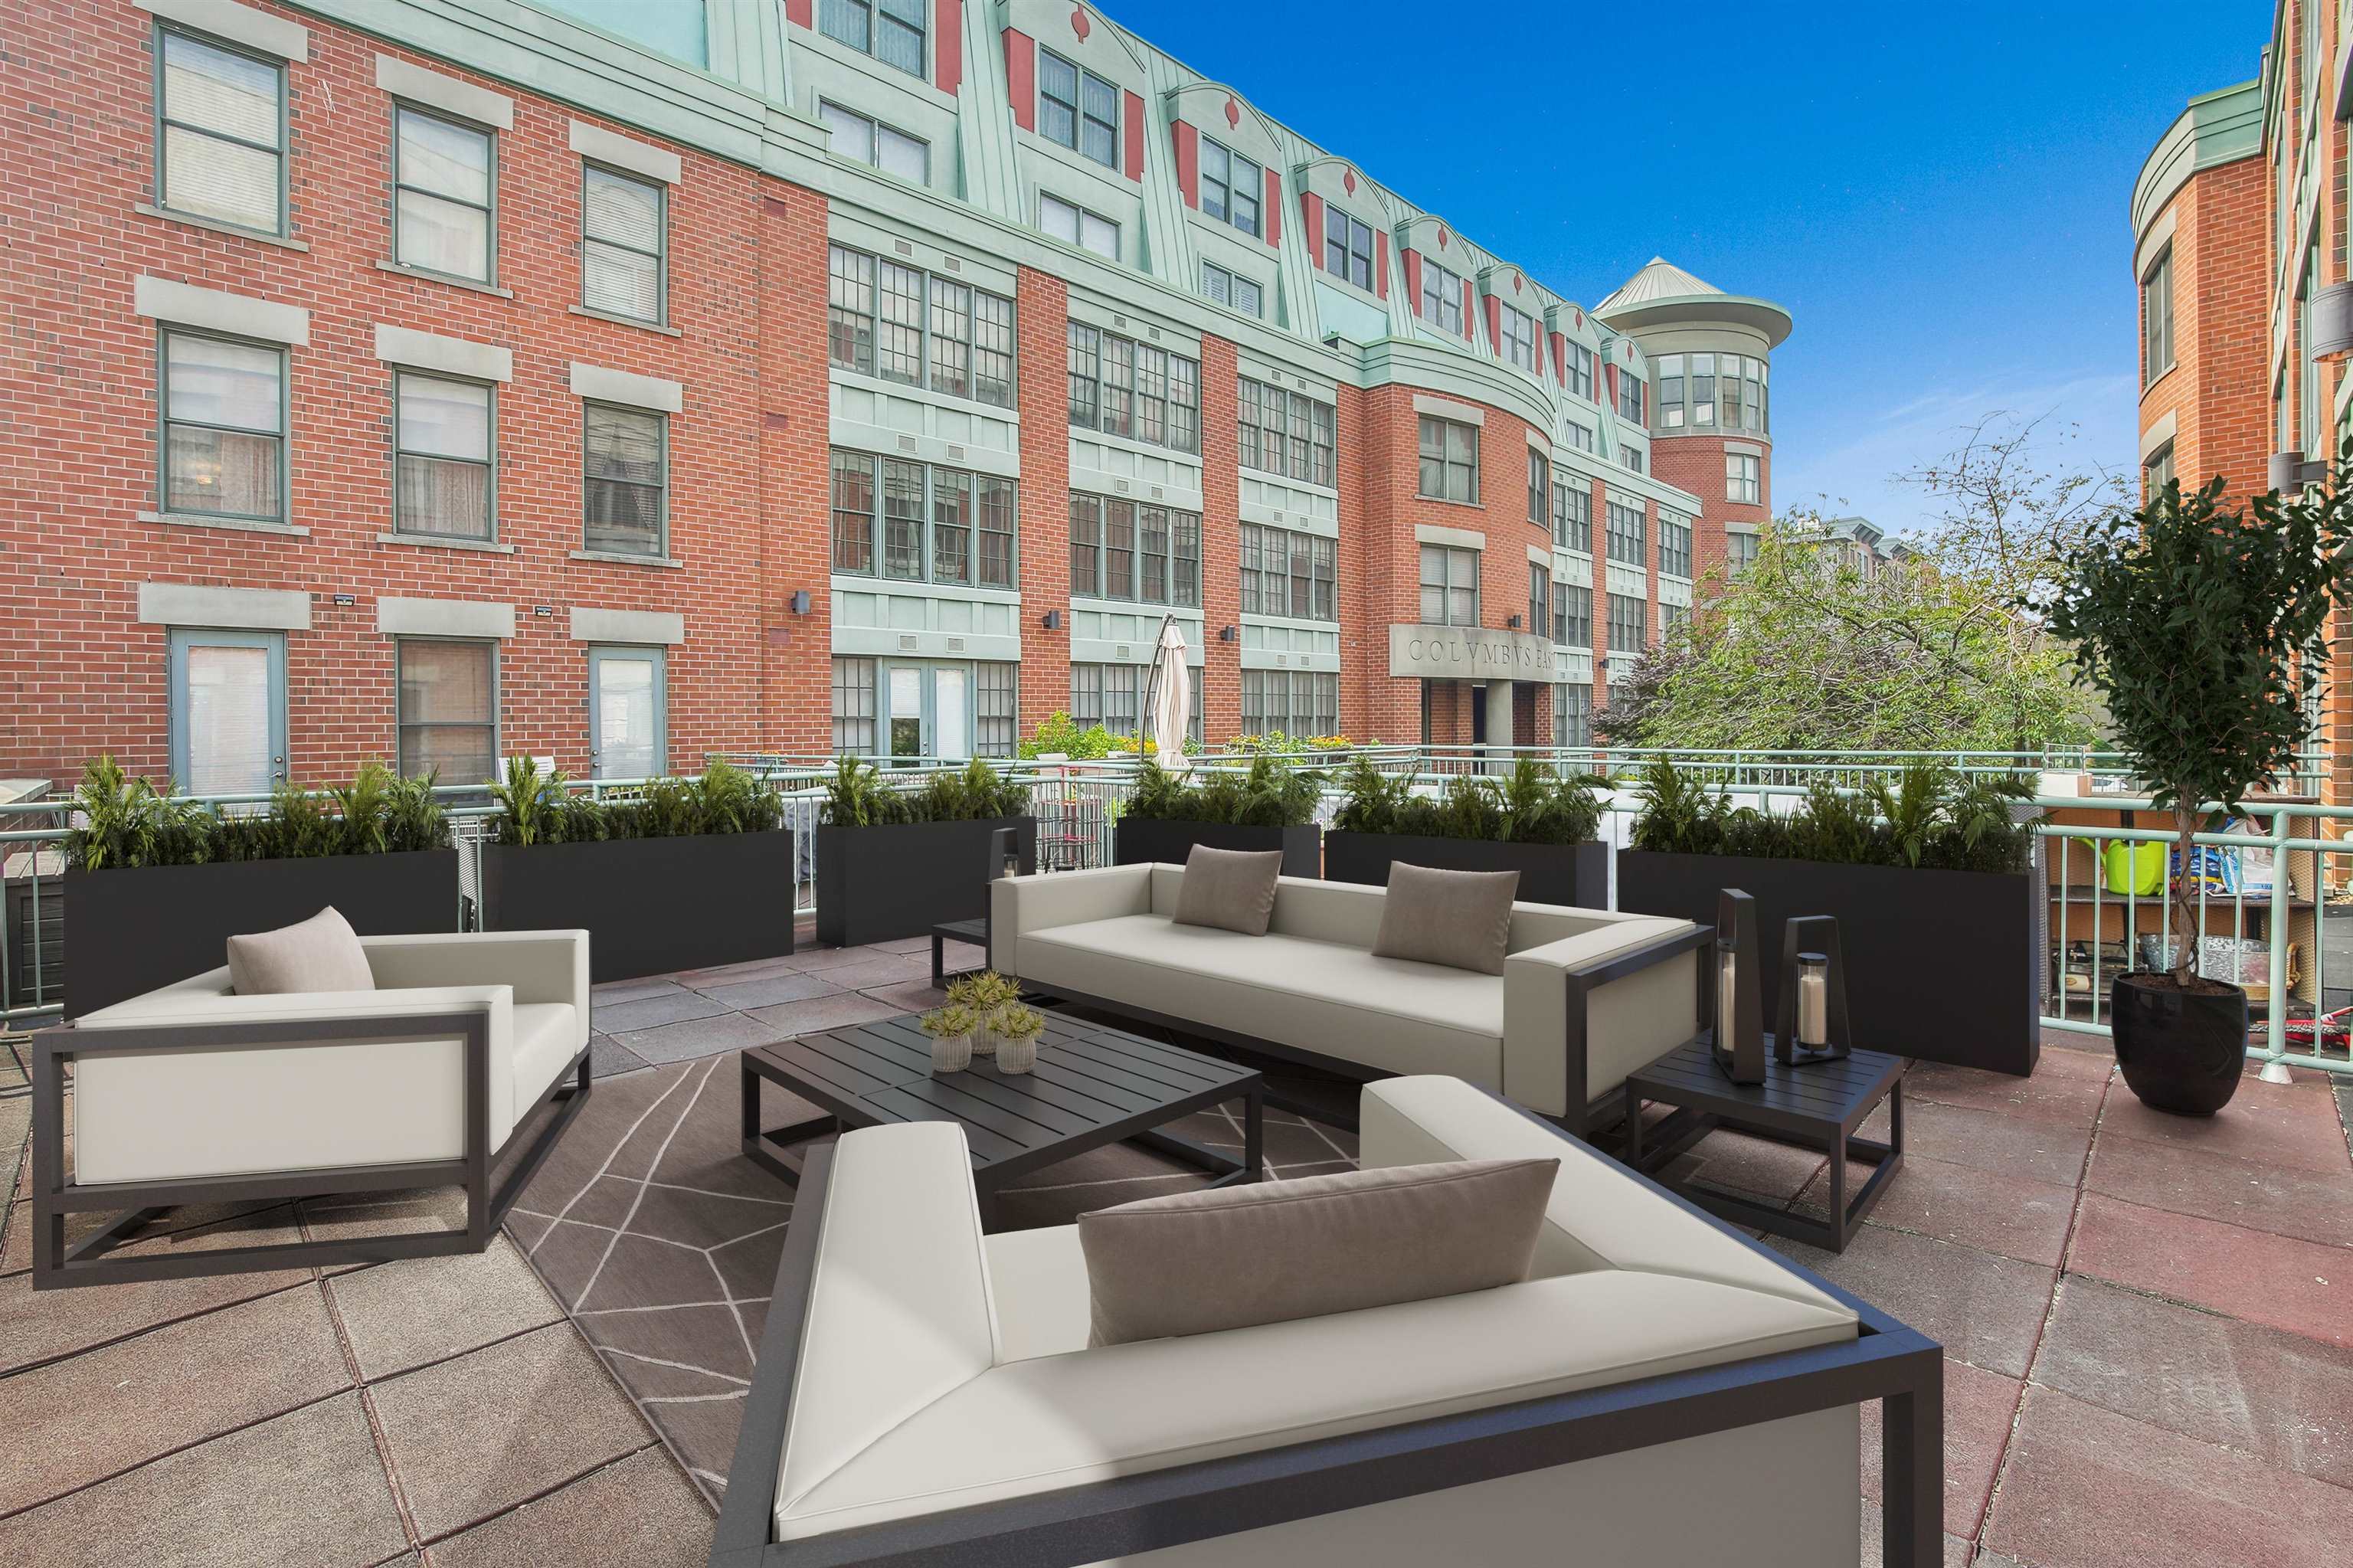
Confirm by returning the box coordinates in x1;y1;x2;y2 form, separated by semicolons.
711;1075;1944;1567
31;929;591;1288
992;863;1707;1131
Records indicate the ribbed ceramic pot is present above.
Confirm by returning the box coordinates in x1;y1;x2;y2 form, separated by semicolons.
929;1031;973;1073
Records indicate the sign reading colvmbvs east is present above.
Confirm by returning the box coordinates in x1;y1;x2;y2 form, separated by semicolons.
1387;624;1561;682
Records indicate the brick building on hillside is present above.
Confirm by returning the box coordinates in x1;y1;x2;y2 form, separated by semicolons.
4;0;1792;791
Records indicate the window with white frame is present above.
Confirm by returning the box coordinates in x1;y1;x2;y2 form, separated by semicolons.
394;372;494;541
398;639;497;784
1606;591;1648;657
1239;379;1335;484
1552;581;1591;647
831;449;1016;587
833;656;877;754
1199;136;1260;236
1527;448;1549;525
1417;414;1478;502
1201;260;1262;317
1039;50;1118;169
1727;531;1761;573
1241;669;1337;739
1497;303;1537;371
1069;494;1199;606
2144;443;2176;499
1325;208;1375;290
160;329;286;522
1658;512;1693;578
1239;523;1335;620
392;105;495;283
1605;498;1646;565
1527;562;1550;634
818;100;928;183
1564;420;1595;453
2142;247;2175;385
1565;340;1595;401
581;164;665;323
584;404;666;558
1554;683;1592;747
155;26;285;235
818;0;924;78
1726;451;1762;504
827;244;1015;408
1419;544;1479;625
1420;257;1464;333
1553;476;1591;552
1039;191;1119;259
1066;322;1199;453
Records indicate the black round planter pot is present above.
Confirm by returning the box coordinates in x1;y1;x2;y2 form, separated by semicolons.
2110;972;2247;1116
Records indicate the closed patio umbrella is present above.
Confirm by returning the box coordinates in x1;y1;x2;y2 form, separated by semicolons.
1146;617;1191;774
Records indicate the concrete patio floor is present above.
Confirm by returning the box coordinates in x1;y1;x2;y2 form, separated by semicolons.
2;932;2350;1567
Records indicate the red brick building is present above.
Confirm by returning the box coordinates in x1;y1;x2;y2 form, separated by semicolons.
4;0;1794;790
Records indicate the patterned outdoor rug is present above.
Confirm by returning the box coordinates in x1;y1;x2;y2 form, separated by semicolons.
504;1037;1359;1504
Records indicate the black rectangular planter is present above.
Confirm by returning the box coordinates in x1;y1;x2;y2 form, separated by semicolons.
1615;850;2041;1076
1114;817;1320;877
482;832;795;984
815;817;1036;948
64;849;460;1017
1323;831;1606;908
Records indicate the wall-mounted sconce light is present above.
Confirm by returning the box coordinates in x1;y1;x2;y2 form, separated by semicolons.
532;605;555;618
1218;625;1236;642
331;594;358;607
1506;614;1523;629
790;591;812;614
1042;610;1063;630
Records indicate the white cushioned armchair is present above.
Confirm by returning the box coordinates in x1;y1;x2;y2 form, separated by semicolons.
711;1075;1943;1567
993;863;1707;1132
31;929;591;1289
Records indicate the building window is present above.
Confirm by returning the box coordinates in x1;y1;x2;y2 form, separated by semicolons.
2144;442;2176;499
1066;323;1199;453
1615;369;1646;426
397;639;496;784
1239;380;1335;484
1727;531;1760;573
1070;663;1141;736
581;165;666;323
2143;247;2175;385
1605;498;1646;566
1658;512;1693;578
1607;592;1648;657
1663;602;1690;637
1726;451;1762;504
394;372;493;541
818;100;929;183
833;656;877;754
1565;341;1595;401
1039;49;1118;169
1241;669;1337;739
1621;444;1645;474
1527;448;1550;525
1325;209;1374;290
830;450;1016;586
1069;494;1199;604
973;662;1017;758
1040;191;1119;259
826;244;1015;408
1553;477;1591;552
1528;563;1550;635
1417;414;1478;502
155;26;285;235
1202;260;1262;316
830;449;874;573
160;329;284;522
819;0;924;77
1564;419;1595;452
1419;544;1479;626
392;105;495;283
583;404;666;558
1420;258;1464;333
1554;683;1592;748
1497;303;1537;371
1199;136;1261;236
1552;582;1591;647
1240;524;1334;620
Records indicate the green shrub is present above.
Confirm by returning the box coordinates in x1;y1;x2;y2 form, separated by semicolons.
820;755;1030;827
1627;756;2034;873
1124;756;1321;827
64;756;454;870
1332;756;1604;846
499;757;787;843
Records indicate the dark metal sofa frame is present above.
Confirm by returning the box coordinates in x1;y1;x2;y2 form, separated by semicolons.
31;1013;590;1289
709;1087;1943;1568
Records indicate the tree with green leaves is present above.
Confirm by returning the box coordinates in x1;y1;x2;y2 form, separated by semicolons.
2034;454;2353;987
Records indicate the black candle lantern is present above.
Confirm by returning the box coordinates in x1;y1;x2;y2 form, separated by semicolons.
990;825;1023;884
1773;914;1852;1066
1710;889;1766;1085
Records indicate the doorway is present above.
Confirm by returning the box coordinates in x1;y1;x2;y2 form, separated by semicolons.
588;645;666;780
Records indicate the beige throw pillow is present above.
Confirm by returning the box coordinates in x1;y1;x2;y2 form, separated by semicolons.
1170;843;1285;937
1371;861;1521;974
1078;1157;1559;1345
226;906;377;996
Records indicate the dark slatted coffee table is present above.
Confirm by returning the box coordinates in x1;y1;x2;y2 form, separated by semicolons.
1622;1037;1906;1252
740;1011;1263;1228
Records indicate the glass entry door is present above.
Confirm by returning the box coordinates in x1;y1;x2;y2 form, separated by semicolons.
588;645;666;780
931;668;967;759
880;663;974;761
168;629;285;795
886;666;924;760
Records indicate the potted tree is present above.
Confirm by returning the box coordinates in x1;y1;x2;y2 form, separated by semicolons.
1324;756;1608;907
2040;457;2353;1114
814;758;1036;947
1113;756;1322;876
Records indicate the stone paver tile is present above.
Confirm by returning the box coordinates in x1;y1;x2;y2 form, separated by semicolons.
422;1449;712;1567
1799;1151;2077;1268
1902;1050;2110;1130
860;980;950;1015
299;1186;468;1245
2066;1192;2351;1349
1857;1499;1973;1568
369;1322;651;1541
2098;1074;2353;1177
810;953;935;990
777;943;898;973
689;971;844;1010
2;1195;293;1279
1860;1095;2092;1189
669;954;804;987
1766;1224;2057;1379
2083;1129;2353;1248
0;1283;349;1514
588;1035;650;1079
610;1010;779;1066
2;1391;406;1568
2030;1273;2353;1488
1984;1386;2353;1568
1683;1126;1826;1201
325;1236;565;1380
588;977;682;1005
870;935;934;954
745;991;899;1037
1860;1355;2021;1540
592;990;730;1034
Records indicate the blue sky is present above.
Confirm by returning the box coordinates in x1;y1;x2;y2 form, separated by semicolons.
1109;0;2273;533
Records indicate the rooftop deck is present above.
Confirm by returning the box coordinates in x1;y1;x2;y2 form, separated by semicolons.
3;935;2349;1566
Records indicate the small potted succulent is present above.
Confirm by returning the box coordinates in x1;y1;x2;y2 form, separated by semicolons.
920;1003;977;1072
993;1004;1047;1075
947;971;1022;1056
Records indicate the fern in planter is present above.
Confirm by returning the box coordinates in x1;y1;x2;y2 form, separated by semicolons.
62;757;214;870
1334;756;1604;846
822;756;1028;827
65;756;456;869
1125;757;1322;827
1628;756;2034;873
